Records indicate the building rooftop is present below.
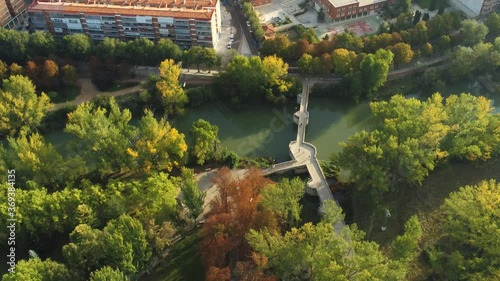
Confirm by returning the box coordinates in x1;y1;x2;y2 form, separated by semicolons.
329;0;357;7
28;0;216;20
328;0;385;7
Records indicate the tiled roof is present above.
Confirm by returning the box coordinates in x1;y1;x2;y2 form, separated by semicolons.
28;0;215;20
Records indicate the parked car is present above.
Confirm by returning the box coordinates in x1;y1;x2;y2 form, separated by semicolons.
229;33;234;40
246;21;251;27
227;43;232;49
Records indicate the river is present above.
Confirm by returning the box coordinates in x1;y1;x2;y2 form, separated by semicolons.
40;80;499;161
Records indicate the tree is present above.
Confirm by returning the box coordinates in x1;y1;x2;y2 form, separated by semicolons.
0;28;29;63
260;34;291;59
28;31;56;58
334;94;450;197
9;63;23;75
422;12;430;21
390;215;422;262
0;75;52;136
247;200;414;281
335;31;364;52
125;38;155;65
413;10;422;25
155;38;182;62
441;94;500;161
297;53;313;74
261;55;293;103
357;49;394;96
389;42;414;65
130;110;187;173
63;215;151;277
179;167;205;220
89;267;128;281
188;46;205;72
155;58;189;114
446;46;476;81
421;42;433;57
61;64;78;86
5;133;68;188
260;177;304;226
203;48;218;73
317;8;325;22
65;98;136;173
429;180;500;280
415;21;429;43
190;119;219;165
0;60;7;79
1;258;72;281
42;59;59;84
460;19;489;46
331;48;357;75
486;12;500;35
62;33;92;60
399;0;412;13
437;35;451;53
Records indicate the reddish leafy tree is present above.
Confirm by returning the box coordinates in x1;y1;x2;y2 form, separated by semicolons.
24;61;39;82
205;266;231;281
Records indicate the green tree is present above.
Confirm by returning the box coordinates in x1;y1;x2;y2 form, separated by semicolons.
357;49;394;96
331;48;358;75
63;215;151;277
298;53;313;74
246;200;411;281
0;60;7;79
9;62;23;75
190;119;219;165
429;180;500;280
437;35;451;53
335;31;364;52
0;75;52;136
28;31;56;58
1;258;72;281
0;29;29;63
179;167;205;220
260;34;291;59
389;42;414;65
460;19;489;46
129;110;187;173
89;266;128;281
65;98;136;174
390;215;422;262
155;38;183;62
203;48;218;73
62;33;92;60
188;46;205;72
260;177;304;226
485;11;500;35
5;133;68;188
155;58;189;114
61;64;78;86
441;94;500;161
400;0;412;13
125;38;155;65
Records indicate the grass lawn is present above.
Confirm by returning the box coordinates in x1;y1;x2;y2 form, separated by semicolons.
143;229;204;281
351;157;500;280
106;81;140;92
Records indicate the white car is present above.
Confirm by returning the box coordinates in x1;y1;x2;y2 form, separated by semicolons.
229;33;234;40
227;43;232;49
246;21;251;27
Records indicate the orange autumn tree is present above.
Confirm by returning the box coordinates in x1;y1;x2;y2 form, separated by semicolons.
201;167;277;279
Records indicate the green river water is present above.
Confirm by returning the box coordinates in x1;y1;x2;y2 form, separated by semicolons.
42;80;500;162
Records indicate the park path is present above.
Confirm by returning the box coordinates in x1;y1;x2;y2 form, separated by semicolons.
52;78;143;111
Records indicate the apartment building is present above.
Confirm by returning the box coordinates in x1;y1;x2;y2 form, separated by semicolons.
449;0;499;17
28;0;222;48
314;0;395;22
1;1;12;27
1;0;28;28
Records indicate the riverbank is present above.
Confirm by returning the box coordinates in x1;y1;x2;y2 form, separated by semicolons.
350;157;500;280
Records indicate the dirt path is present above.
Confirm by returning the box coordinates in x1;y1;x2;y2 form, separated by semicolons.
52;78;143;111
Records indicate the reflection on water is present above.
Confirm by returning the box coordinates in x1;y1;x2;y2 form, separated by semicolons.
39;80;500;161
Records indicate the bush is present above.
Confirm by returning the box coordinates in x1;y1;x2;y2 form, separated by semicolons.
186;86;214;107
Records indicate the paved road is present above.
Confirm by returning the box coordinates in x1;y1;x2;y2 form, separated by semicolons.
227;0;259;56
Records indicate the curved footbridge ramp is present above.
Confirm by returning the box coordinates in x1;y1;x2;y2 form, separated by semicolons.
263;79;345;231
